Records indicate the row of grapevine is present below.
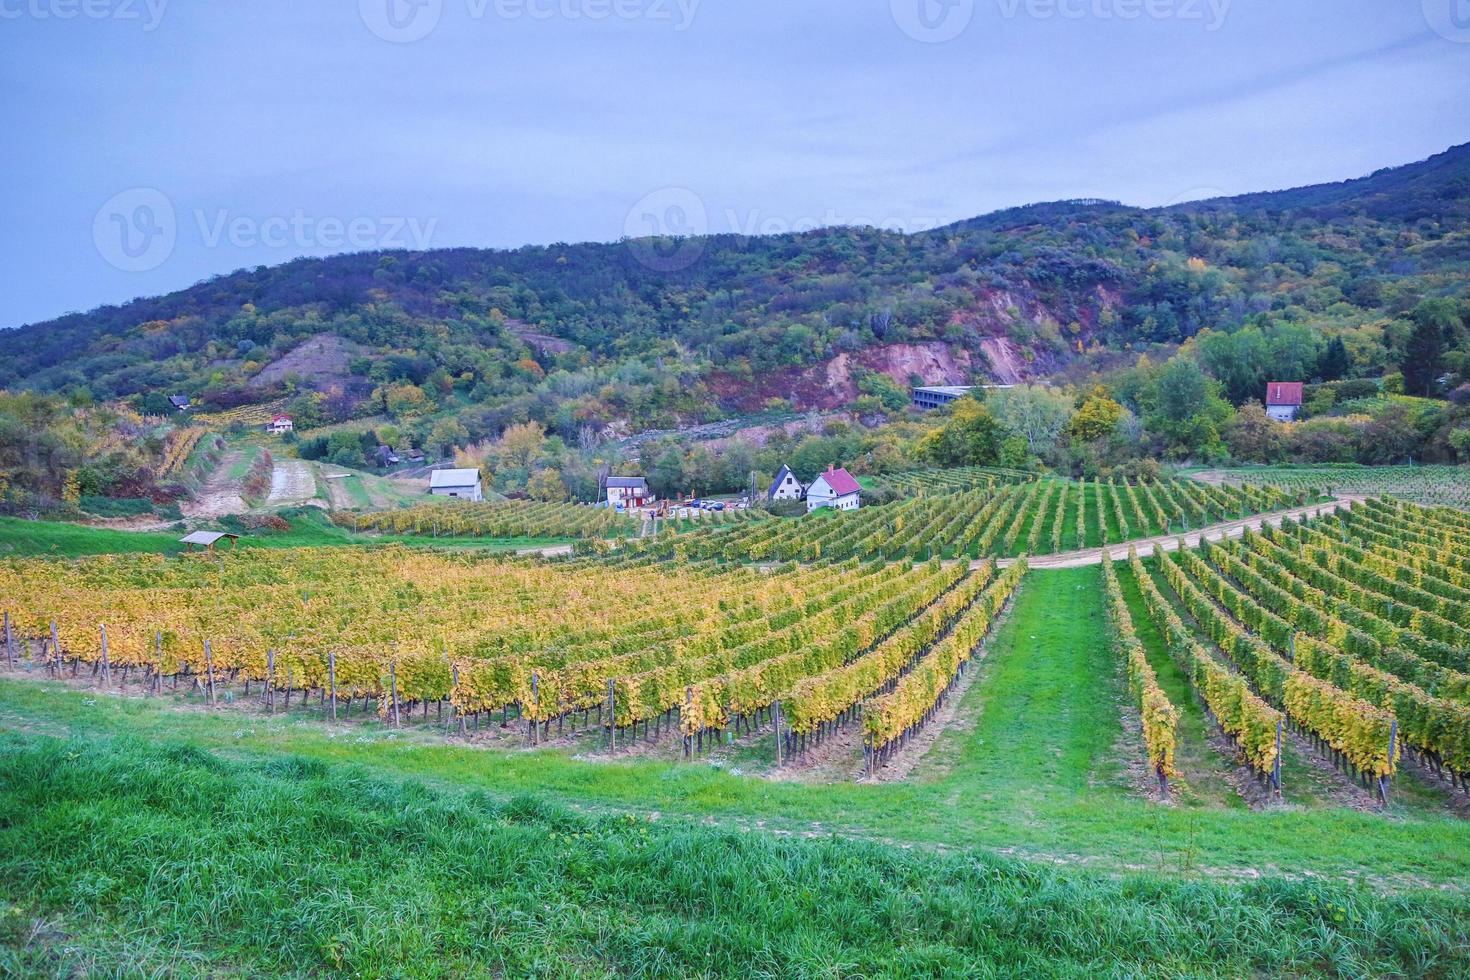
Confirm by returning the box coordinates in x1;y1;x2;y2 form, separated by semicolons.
1100;554;1179;790
1195;520;1470;786
157;427;207;480
1127;550;1282;780
862;561;1028;768
1154;547;1400;792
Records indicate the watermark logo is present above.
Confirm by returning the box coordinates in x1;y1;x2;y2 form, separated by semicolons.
93;188;176;272
0;0;169;30
93;189;439;271
359;0;442;42
624;187;707;272
193;210;438;251
360;0;698;41
1423;0;1470;42
995;0;1231;30
891;0;974;42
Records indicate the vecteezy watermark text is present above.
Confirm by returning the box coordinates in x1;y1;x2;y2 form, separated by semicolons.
0;0;168;30
359;0;699;43
93;188;438;272
891;0;1231;42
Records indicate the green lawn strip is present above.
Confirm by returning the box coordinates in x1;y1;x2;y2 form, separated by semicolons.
918;566;1130;802
0;515;575;559
4;734;1467;978
3;568;1466;888
1115;563;1245;810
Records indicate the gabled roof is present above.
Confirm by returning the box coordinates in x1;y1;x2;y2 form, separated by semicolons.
168;395;190;408
270;414;292;423
1265;382;1304;407
179;531;239;546
813;467;861;497
430;468;481;489
606;476;648;489
767;464;798;500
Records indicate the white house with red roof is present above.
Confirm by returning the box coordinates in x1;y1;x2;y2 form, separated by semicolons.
265;414;294;434
1264;382;1304;422
805;465;862;513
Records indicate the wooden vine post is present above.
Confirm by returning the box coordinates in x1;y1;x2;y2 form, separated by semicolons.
3;611;14;667
1272;720;1283;794
204;639;217;706
99;624;111;685
1379;720;1397;804
152;631;163;694
451;664;464;735
266;648;276;714
607;678;616;754
773;700;784;767
50;620;61;677
529;672;543;745
390;659;401;727
327;651;338;722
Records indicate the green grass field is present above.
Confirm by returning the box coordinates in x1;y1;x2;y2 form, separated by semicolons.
2;566;1468;974
0;513;572;558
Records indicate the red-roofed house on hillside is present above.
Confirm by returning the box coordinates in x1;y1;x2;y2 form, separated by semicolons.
266;414;294;434
806;466;862;513
1265;382;1304;422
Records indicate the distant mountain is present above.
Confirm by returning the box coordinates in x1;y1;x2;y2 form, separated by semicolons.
5;142;1468;438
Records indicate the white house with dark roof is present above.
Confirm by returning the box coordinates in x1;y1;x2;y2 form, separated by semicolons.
805;466;861;513
606;476;653;509
429;468;484;501
767;464;804;502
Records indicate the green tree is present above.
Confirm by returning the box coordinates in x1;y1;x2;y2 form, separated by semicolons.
1318;336;1350;381
918;397;1004;466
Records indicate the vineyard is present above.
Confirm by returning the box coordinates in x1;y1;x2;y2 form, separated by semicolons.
156;427;209;481
870;465;1035;494
192;401;288;430
335;499;770;542
334;500;640;540
1207;465;1470;510
0;546;1018;764
646;477;1310;562
1118;497;1470;800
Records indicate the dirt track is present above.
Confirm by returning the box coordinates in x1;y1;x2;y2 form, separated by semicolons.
180;450;248;519
266;460;318;506
989;497;1361;570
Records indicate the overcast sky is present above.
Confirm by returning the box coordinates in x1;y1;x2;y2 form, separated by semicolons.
2;0;1468;327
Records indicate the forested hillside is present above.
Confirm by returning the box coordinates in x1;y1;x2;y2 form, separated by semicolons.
5;144;1468;443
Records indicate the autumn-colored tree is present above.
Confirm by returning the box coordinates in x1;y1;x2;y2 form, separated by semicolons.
1068;386;1125;442
527;467;568;501
1223;401;1283;463
494;420;548;470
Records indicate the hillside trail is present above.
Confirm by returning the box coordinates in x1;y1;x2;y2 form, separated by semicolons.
180;449;249;519
987;496;1363;571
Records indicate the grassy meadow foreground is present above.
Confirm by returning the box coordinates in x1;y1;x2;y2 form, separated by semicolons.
2;477;1469;976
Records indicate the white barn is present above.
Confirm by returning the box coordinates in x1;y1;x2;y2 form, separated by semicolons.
806;466;862;513
767;464;804;502
429;468;484;501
